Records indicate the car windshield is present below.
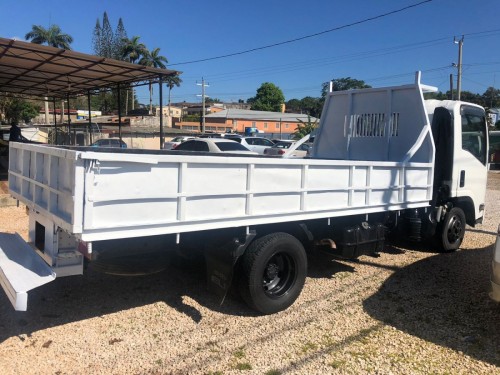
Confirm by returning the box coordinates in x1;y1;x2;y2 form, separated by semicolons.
171;137;184;142
215;142;250;151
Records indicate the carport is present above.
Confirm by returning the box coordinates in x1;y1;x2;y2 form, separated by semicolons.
0;37;180;147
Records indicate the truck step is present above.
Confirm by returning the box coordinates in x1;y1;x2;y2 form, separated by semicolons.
0;232;56;311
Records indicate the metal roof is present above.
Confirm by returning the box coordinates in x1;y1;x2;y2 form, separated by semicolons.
205;109;318;122
0;37;180;99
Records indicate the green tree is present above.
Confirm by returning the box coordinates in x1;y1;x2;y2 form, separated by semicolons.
113;17;128;60
482;87;500;108
100;12;114;58
4;98;40;124
92;18;102;56
122;36;147;111
25;24;73;49
321;77;371;99
165;74;182;123
139;47;168;114
292;115;318;140
249;82;285;112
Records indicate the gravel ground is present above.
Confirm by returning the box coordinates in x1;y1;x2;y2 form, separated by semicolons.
0;173;499;375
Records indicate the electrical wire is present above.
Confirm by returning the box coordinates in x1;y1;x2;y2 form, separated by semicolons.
168;0;433;67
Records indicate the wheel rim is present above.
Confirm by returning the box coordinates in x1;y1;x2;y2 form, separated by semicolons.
446;214;464;244
262;252;296;298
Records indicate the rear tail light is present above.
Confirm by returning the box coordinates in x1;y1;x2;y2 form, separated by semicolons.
278;149;286;155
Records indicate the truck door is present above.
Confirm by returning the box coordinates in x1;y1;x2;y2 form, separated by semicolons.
454;105;488;223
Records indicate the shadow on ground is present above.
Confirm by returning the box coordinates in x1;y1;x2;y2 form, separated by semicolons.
363;244;500;367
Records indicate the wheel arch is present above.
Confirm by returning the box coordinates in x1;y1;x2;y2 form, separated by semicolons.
451;197;475;227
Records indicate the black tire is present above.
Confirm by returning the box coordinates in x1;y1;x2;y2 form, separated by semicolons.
437;206;466;252
238;232;307;314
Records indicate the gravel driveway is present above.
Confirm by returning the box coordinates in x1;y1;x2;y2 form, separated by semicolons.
0;173;499;374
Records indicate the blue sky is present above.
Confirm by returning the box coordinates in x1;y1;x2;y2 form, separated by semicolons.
1;0;500;107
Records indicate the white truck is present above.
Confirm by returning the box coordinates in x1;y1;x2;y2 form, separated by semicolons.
0;73;489;314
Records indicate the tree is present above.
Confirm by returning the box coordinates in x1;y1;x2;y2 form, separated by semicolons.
3;98;40;124
139;47;168;114
482;87;500;109
92;18;102;56
249;82;285;112
122;36;147;111
113;18;128;60
25;24;73;49
321;77;371;99
100;12;114;58
292;115;318;140
165;74;182;124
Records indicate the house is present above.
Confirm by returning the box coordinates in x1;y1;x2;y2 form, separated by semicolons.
176;109;318;135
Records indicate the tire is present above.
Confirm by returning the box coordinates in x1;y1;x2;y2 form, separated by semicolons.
238;232;307;314
437;207;466;252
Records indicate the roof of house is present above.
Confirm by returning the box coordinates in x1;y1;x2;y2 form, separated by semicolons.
0;37;180;99
205;109;317;122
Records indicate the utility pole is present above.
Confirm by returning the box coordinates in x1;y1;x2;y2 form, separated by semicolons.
454;35;464;101
197;78;209;133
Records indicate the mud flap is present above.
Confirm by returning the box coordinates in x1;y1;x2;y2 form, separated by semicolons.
204;231;256;304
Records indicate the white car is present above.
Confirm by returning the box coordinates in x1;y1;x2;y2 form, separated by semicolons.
172;138;258;155
163;136;195;150
263;141;312;157
228;136;275;155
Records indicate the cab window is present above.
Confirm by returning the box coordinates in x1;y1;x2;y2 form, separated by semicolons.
461;106;487;165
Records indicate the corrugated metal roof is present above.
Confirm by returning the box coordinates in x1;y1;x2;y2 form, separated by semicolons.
0;37;180;99
205;109;318;122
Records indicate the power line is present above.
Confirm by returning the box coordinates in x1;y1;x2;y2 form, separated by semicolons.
169;0;433;67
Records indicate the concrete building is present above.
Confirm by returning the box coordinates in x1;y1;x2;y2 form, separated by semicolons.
176;109;318;136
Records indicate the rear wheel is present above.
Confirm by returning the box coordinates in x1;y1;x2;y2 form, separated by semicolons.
437;207;466;252
239;232;307;314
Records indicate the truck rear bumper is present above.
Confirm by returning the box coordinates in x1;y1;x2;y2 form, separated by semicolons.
0;233;56;311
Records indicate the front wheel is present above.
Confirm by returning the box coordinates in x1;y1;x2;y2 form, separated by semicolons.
437;206;466;252
238;232;307;314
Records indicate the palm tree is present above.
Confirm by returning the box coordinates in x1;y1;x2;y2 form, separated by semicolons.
165;75;182;126
293;115;319;140
25;24;73;49
121;36;147;111
25;24;73;125
139;48;168;115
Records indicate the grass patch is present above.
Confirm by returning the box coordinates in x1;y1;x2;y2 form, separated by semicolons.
264;370;282;375
301;341;318;353
234;362;252;370
234;349;246;359
329;359;346;369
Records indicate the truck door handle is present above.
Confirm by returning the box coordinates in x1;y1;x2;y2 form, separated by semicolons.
460;170;465;187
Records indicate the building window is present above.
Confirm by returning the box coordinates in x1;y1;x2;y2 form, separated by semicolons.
275;123;280;129
285;123;289;129
264;122;268;129
252;121;256;127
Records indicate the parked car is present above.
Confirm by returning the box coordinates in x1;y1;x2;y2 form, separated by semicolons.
172;138;258;154
264;141;312;157
229;136;275;154
91;138;127;148
163;136;195;150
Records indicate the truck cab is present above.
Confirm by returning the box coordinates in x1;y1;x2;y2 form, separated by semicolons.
425;100;488;228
